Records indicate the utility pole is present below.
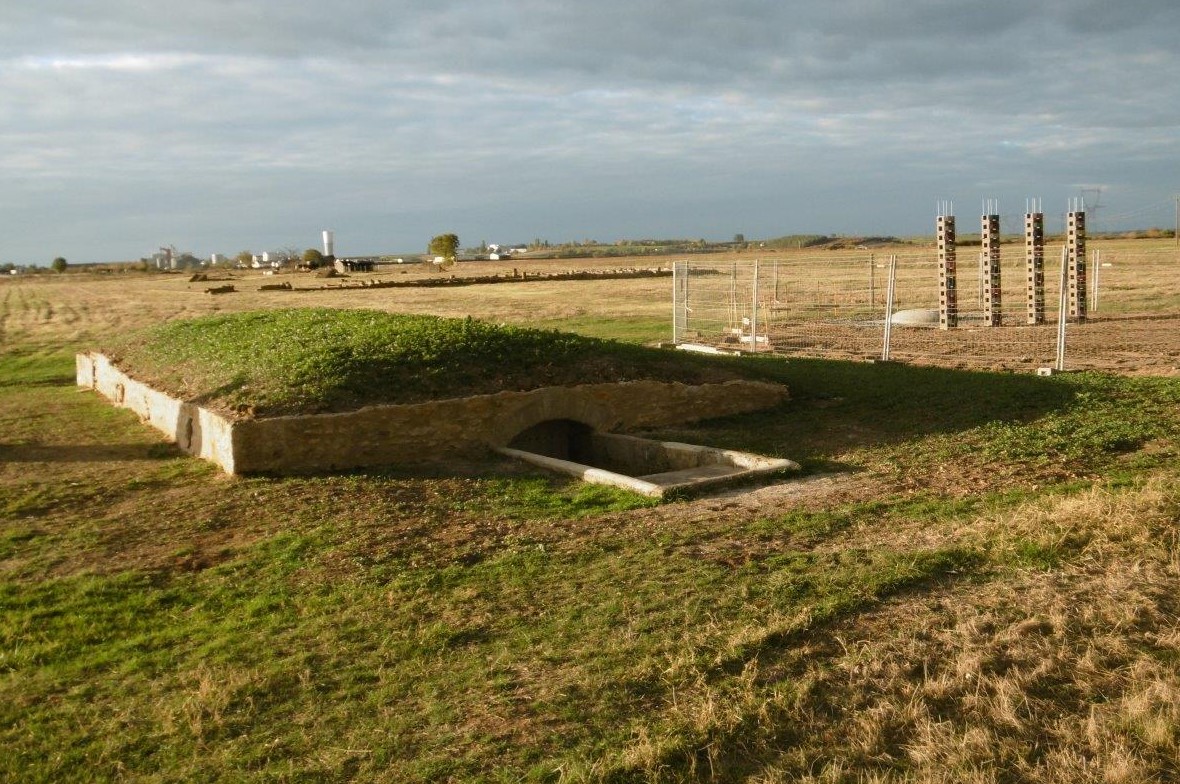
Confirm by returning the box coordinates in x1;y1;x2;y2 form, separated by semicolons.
1175;195;1179;246
1080;186;1103;235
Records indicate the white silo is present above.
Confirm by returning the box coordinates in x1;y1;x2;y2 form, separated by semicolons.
322;230;335;257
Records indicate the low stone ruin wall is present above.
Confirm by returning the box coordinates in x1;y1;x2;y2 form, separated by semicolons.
77;352;788;475
308;267;672;292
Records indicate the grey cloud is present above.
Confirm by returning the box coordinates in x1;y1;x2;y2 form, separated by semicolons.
2;1;1179;262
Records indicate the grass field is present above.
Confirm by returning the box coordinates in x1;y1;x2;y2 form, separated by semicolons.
3;248;1180;782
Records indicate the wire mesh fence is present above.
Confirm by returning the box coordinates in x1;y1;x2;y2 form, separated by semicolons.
672;246;1180;373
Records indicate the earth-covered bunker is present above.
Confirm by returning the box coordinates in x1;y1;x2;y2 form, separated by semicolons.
79;309;796;492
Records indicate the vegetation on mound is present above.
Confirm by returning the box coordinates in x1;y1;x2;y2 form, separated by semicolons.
761;233;912;250
99;308;744;418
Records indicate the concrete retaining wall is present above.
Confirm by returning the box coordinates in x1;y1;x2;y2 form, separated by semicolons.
76;353;238;470
77;352;788;475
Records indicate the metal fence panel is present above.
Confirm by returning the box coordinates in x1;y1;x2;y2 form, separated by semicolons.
672;246;1180;372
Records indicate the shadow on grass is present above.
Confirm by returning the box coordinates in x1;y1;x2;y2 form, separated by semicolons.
650;356;1079;464
188;378;250;408
0;442;180;463
0;348;78;387
0;374;74;389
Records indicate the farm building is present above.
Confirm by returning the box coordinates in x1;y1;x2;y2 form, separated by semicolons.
334;258;376;273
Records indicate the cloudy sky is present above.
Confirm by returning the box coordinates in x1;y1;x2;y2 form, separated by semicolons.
4;1;1179;263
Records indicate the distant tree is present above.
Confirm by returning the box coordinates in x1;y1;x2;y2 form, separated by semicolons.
733;233;745;244
235;250;253;267
428;233;460;263
302;248;325;268
51;257;68;273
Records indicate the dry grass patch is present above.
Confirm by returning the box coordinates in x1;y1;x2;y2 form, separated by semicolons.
693;475;1180;783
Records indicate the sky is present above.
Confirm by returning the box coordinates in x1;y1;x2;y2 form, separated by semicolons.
3;1;1180;263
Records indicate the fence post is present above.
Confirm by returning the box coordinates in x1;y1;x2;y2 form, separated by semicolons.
729;263;738;330
1091;248;1101;312
672;261;681;344
869;253;875;308
1056;246;1069;372
882;255;897;361
751;259;760;353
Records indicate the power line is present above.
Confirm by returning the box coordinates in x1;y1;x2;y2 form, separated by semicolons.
1100;200;1172;224
1079;186;1103;233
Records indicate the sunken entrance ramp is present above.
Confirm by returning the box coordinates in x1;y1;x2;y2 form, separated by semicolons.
498;426;798;498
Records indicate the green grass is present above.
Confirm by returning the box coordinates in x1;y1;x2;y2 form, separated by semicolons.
1;504;977;782
6;342;1180;781
0;346;77;387
532;315;669;344
98;309;744;417
647;357;1180;482
975;373;1180;464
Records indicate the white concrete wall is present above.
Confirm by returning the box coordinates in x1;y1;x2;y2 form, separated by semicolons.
76;353;238;472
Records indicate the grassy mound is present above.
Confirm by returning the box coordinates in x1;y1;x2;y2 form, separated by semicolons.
99;308;746;418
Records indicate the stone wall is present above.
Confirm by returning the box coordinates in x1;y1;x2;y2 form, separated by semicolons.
77;352;788;475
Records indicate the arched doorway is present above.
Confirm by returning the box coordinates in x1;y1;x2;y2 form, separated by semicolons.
507;419;595;462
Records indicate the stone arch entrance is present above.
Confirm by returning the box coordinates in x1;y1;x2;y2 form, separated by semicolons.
489;390;619;448
507;418;595;462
